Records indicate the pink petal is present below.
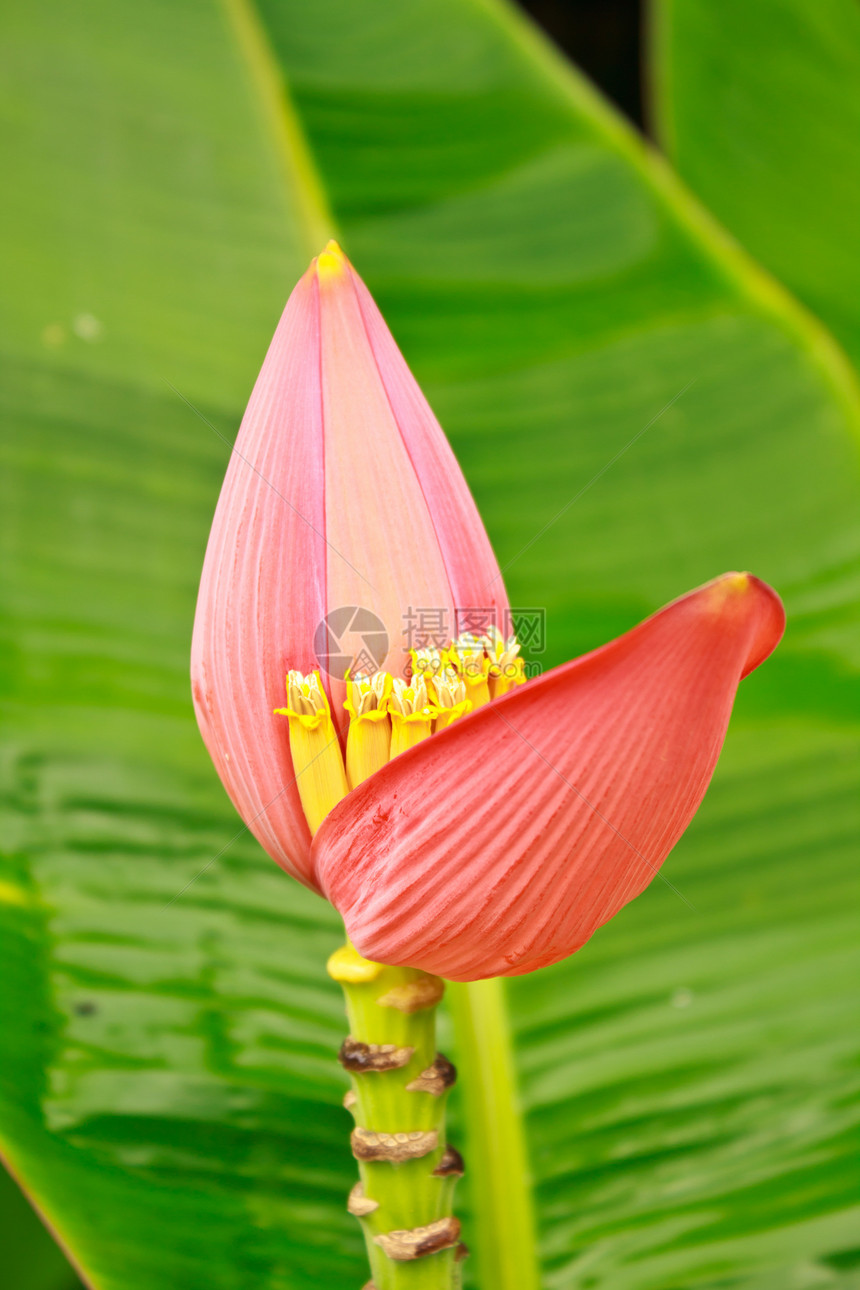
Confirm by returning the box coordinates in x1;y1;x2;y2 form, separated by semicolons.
313;574;785;977
318;250;508;719
191;246;508;889
348;266;507;634
191;266;322;887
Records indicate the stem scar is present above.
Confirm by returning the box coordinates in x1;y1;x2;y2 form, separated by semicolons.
351;1127;439;1162
405;1053;457;1095
339;1037;414;1072
432;1144;465;1178
374;1217;462;1261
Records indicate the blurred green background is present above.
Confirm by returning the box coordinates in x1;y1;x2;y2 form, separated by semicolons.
1;1;858;1287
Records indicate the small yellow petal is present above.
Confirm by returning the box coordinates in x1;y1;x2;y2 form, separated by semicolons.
277;671;348;834
286;716;349;835
390;711;434;758
346;713;392;789
489;657;526;699
434;699;472;731
462;673;491;709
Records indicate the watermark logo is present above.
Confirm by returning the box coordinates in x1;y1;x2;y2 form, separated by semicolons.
454;606;497;639
313;606;389;679
505;607;546;654
403;605;547;654
402;606;451;651
313;604;547;680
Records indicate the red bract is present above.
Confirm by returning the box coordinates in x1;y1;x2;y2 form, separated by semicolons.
191;243;506;890
192;243;785;978
314;573;783;979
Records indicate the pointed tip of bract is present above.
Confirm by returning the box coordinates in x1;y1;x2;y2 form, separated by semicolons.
703;571;786;677
716;570;752;594
315;239;349;283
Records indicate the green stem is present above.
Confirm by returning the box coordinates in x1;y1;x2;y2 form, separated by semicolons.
329;945;464;1290
447;979;540;1290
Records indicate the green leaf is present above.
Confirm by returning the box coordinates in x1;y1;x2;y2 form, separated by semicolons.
0;1164;82;1290
1;1;858;1288
650;0;860;370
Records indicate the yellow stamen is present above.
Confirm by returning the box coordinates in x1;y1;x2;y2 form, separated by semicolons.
388;677;438;758
390;715;435;756
479;626;526;699
435;700;472;731
344;671;392;789
430;666;472;731
410;646;446;680
279;633;530;812
274;670;348;835
490;656;526;699
450;635;492;709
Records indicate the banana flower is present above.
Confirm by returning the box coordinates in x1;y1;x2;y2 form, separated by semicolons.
191;243;784;982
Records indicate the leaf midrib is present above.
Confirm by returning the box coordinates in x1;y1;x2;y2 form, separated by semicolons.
221;0;337;259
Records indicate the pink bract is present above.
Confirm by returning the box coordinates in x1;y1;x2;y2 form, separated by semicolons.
191;245;506;890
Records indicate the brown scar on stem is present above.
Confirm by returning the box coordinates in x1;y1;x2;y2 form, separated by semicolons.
405;1053;457;1095
455;1242;469;1262
376;975;444;1013
432;1144;464;1177
351;1127;439;1163
374;1216;461;1261
343;1089;357;1111
338;1037;414;1072
347;1181;379;1217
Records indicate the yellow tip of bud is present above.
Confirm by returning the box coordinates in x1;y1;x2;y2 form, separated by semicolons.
317;240;348;280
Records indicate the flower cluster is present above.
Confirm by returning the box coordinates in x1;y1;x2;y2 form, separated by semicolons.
275;629;527;839
191;241;785;981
